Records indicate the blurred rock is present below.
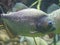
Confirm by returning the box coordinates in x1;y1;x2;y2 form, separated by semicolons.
47;4;60;13
52;41;60;45
12;3;28;12
0;30;10;42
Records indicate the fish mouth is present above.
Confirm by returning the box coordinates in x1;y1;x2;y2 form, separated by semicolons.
29;23;56;34
49;26;56;32
35;25;56;34
29;26;56;34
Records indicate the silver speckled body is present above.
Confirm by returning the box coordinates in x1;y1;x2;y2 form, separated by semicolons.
2;8;55;36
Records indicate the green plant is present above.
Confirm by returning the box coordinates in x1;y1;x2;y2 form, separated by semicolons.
29;0;42;10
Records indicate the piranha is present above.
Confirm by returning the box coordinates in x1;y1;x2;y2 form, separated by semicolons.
1;8;55;36
48;9;60;34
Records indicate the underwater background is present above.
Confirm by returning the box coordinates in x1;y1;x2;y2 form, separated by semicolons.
0;0;60;45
